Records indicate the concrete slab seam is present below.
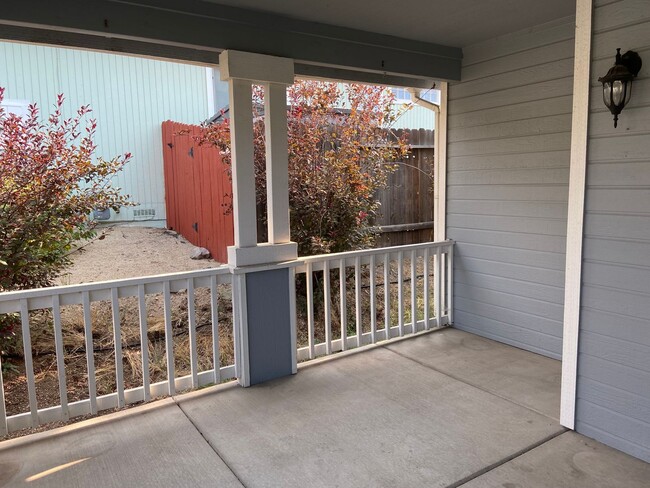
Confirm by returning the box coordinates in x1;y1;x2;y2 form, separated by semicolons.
384;345;559;421
449;429;568;488
173;397;249;488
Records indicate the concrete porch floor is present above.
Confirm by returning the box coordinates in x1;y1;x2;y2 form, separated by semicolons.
0;328;648;487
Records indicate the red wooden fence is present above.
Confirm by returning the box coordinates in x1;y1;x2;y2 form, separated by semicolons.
162;121;234;263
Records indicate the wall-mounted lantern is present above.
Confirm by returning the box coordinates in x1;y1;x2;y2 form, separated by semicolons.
598;48;642;128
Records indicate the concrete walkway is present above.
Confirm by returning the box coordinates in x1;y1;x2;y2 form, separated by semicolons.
0;328;648;487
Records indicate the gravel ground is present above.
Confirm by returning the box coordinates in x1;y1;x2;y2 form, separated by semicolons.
58;225;221;285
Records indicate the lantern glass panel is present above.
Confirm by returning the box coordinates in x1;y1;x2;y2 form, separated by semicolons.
625;82;632;105
612;80;625;106
602;82;613;108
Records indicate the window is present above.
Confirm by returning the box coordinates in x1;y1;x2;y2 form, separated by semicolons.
390;87;440;105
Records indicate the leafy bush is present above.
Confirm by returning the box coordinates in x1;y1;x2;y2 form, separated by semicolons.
198;81;409;256
0;89;132;291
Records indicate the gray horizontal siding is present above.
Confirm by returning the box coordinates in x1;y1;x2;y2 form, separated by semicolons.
447;17;574;359
576;0;650;463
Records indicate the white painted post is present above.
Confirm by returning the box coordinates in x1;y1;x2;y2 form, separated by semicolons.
289;268;298;374
137;284;151;401
384;254;391;340
210;275;221;384
163;281;175;396
228;77;257;249
434;82;448;243
265;82;291;244
51;294;69;420
324;260;332;354
110;288;125;408
220;50;297;267
306;262;315;359
561;0;593;431
81;292;97;415
219;50;297;386
231;273;250;387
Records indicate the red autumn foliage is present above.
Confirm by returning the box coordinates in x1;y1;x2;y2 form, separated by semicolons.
198;81;409;256
0;89;133;292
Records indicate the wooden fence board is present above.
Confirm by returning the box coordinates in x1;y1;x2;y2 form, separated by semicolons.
162;123;433;258
161;121;234;263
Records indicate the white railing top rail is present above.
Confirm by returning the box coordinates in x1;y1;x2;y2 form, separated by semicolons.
0;265;231;313
296;240;454;266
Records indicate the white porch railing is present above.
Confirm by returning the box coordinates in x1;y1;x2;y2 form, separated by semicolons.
0;267;235;435
294;240;454;362
0;240;454;437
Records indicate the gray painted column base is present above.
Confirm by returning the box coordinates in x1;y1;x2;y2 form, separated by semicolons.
245;268;293;385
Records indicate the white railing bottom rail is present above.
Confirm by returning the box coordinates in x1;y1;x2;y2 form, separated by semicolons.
294;240;454;362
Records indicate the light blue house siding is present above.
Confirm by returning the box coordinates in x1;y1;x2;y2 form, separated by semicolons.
447;17;574;359
576;0;650;463
0;41;212;225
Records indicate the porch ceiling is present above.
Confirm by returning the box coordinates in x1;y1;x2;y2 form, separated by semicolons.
207;0;576;48
0;0;574;87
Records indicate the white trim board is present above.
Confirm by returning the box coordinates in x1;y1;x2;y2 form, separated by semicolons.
560;0;592;430
434;82;448;242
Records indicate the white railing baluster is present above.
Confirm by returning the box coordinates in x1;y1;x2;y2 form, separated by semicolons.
369;254;377;344
435;248;442;326
323;260;332;355
289;269;298;374
306;262;315;360
137;284;150;402
423;248;430;330
19;300;38;425
384;253;391;341
110;288;125;408
355;256;362;348
397;251;404;337
0;354;6;436
81;291;97;415
163;281;175;395
411;250;417;334
51;294;68;420
447;246;454;323
210;275;220;384
187;278;199;389
339;259;347;351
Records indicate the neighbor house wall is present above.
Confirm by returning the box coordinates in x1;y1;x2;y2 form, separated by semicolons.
576;0;650;463
0;41;211;225
446;17;575;359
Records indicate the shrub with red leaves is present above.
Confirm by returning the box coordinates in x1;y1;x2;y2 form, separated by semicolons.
0;89;133;292
198;81;409;256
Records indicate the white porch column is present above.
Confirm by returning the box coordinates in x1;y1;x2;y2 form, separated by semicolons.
219;50;298;386
220;50;298;266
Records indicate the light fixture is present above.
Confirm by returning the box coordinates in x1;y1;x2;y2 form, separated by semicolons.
598;48;642;128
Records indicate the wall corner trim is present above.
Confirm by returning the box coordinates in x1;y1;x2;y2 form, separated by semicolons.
560;0;593;430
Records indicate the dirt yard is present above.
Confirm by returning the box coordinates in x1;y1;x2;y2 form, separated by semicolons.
58;225;220;285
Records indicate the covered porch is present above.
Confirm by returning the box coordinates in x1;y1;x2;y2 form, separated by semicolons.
1;328;648;487
1;0;649;483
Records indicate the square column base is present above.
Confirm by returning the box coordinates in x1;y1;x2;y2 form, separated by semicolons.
228;242;298;267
